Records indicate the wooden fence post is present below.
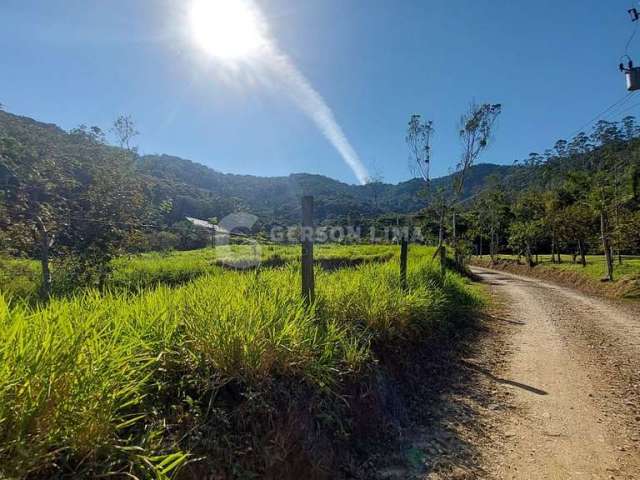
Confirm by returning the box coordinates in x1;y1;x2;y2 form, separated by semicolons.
34;216;52;300
400;235;408;290
301;196;315;304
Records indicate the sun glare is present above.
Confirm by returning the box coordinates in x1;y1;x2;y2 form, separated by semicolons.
189;0;267;61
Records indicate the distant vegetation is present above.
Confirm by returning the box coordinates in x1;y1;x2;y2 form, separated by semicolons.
453;117;640;282
531;255;640;281
0;108;506;297
492;254;640;283
0;109;507;240
2;106;639;288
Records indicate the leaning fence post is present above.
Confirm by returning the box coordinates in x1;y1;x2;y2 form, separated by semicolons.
400;234;408;290
301;196;315;304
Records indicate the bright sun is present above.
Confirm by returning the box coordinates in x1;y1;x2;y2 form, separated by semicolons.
189;0;267;61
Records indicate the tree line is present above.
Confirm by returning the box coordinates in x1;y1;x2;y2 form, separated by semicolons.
412;115;640;281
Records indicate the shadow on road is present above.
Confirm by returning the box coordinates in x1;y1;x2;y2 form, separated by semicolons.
479;312;526;326
460;360;548;396
368;317;507;479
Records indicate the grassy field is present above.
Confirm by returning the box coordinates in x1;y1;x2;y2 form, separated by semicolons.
492;254;640;281
0;244;396;301
0;245;481;478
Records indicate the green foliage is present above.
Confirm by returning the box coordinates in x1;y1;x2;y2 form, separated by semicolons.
0;246;480;478
0;257;40;300
1;245;398;301
1;109;515;245
0;109;150;291
467;116;640;268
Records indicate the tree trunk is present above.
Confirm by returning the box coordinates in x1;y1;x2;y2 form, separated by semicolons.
479;236;483;258
577;239;586;267
601;211;614;281
525;241;533;267
490;226;496;263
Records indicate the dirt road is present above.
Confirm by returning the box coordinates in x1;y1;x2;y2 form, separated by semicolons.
472;267;640;480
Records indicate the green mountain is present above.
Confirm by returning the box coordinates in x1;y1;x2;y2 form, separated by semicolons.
0;109;512;228
137;153;512;224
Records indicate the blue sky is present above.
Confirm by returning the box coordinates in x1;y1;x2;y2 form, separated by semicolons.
0;0;636;184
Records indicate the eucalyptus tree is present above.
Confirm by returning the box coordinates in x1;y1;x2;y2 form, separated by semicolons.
452;102;502;265
588;172;616;280
406;114;434;183
542;190;565;263
110;114;140;151
406;115;447;270
587;120;627;279
468;200;490;257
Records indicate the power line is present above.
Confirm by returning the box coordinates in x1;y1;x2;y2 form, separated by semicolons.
454;143;639;210
609;97;640;118
624;20;639;57
600;92;640;122
567;91;636;139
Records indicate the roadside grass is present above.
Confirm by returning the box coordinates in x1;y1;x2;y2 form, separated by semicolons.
0;245;481;478
495;254;640;281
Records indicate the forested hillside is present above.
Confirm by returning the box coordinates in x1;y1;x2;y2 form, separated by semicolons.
0;108;510;245
3;107;639;281
137;153;511;223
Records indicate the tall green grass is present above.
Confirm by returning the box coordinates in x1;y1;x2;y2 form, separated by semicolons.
111;244;395;291
0;246;480;478
1;244;397;300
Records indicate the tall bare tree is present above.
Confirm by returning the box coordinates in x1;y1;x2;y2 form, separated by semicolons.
406;114;434;183
406;115;445;271
111;114;139;151
452;102;502;265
